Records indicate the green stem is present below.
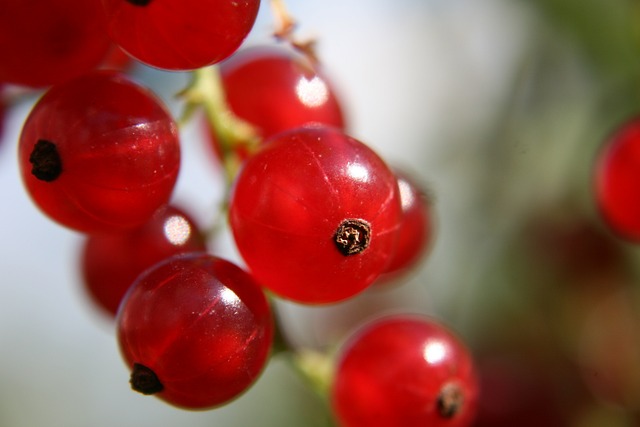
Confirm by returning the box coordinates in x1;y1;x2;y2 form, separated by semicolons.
177;66;260;186
269;299;335;401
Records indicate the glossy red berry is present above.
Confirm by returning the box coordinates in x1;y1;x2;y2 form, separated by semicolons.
117;253;273;410
379;170;433;280
99;43;135;72
81;204;206;317
0;0;111;88
206;46;346;161
594;117;640;241
102;0;261;70
229;125;402;304
331;315;478;427
18;71;180;233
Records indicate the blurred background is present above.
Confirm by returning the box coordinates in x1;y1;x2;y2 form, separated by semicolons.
2;0;640;425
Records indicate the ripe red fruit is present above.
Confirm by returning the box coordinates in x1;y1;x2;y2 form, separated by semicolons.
18;71;180;233
594;118;640;241
117;253;273;410
206;45;346;161
102;0;261;70
379;170;433;280
331;315;478;427
81;204;206;316
229;125;402;304
0;0;111;88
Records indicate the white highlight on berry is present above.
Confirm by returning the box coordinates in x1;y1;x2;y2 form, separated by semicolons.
220;287;241;309
163;215;191;245
295;76;329;107
398;178;415;210
346;163;369;183
423;340;447;364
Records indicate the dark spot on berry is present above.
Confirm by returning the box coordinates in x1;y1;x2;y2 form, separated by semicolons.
334;218;371;256
437;381;464;418
29;139;62;182
126;0;153;6
130;363;164;395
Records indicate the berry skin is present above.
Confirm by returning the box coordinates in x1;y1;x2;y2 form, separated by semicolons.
102;0;261;70
229;125;402;304
18;71;180;233
206;45;346;161
117;253;273;410
81;204;206;317
594;117;640;241
331;315;478;427
379;170;433;280
0;0;111;88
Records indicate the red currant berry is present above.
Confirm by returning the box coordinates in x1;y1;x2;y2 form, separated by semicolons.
229;125;402;304
206;45;346;161
102;0;261;70
331;315;478;427
117;253;273;409
594;117;640;241
379;170;433;280
99;43;134;72
18;71;180;233
0;0;111;88
81;204;206;317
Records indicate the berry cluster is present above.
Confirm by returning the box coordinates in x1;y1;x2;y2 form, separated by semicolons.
4;0;480;425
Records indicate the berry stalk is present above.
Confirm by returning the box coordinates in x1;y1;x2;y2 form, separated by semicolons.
178;66;260;185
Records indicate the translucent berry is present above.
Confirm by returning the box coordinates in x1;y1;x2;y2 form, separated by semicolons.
331;315;478;427
206;45;346;161
229;125;402;304
81;204;206;317
102;0;261;70
379;170;433;280
0;0;111;88
99;43;135;72
594;117;640;241
18;71;180;233
117;253;273;409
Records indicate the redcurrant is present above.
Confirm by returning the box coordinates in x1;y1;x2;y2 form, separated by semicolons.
0;0;111;88
81;204;206;317
102;0;261;70
117;253;273;409
229;125;402;304
18;71;180;233
206;45;346;161
594;117;640;241
99;43;134;72
378;170;433;280
331;315;478;427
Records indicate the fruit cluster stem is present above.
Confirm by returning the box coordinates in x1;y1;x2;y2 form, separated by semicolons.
178;66;259;186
